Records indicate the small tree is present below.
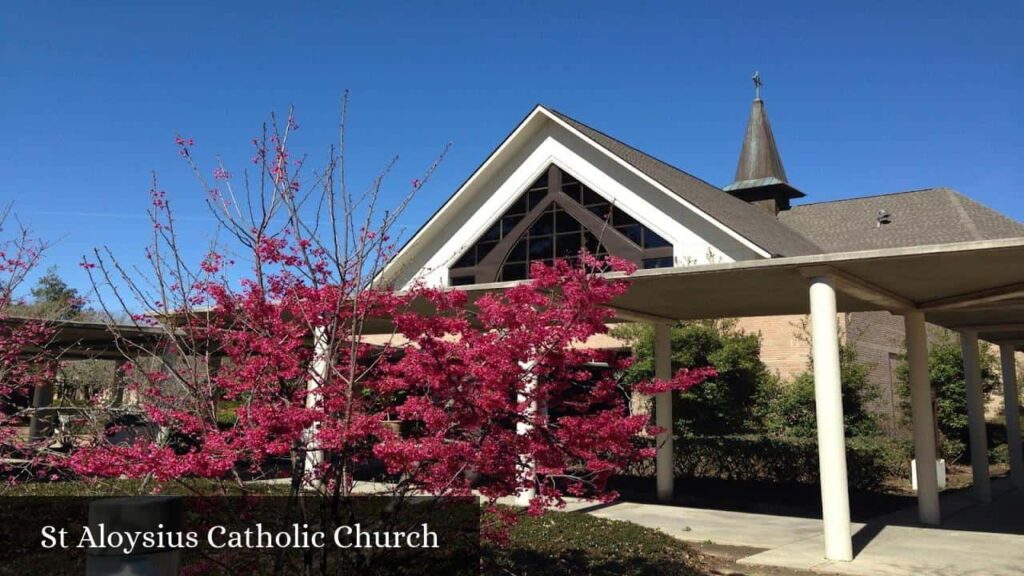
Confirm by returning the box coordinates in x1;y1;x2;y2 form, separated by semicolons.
757;343;881;438
67;103;710;561
26;266;85;320
616;320;770;435
896;331;1000;461
0;204;61;485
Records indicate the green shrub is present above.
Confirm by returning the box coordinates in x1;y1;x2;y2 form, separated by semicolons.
615;320;775;435
991;443;1009;465
623;435;911;491
895;331;1000;460
941;437;966;464
754;343;881;438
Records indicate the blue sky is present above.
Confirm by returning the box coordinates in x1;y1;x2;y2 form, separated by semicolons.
2;1;1021;300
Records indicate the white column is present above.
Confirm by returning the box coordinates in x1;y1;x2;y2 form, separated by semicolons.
904;311;941;524
654;323;674;502
808;276;853;562
303;326;329;488
515;362;538;506
961;330;991;502
1000;344;1023;488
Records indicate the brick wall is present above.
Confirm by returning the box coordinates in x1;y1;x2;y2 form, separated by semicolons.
737;311;908;434
737;312;1023;435
733;315;815;382
844;311;907;434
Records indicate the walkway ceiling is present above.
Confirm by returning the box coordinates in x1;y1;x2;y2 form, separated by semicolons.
13;238;1023;358
445;238;1024;350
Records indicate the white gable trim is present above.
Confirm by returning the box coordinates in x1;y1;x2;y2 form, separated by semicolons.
542;111;772;259
376;107;549;286
377;106;771;288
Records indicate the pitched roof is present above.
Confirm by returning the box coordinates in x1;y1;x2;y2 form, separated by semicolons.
779;188;1024;252
545;107;822;257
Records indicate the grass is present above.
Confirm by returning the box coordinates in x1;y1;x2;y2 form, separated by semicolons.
483;509;711;576
4;481;712;575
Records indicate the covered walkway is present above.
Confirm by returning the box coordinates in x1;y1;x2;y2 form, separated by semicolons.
12;237;1024;565
446;236;1024;561
570;476;1024;576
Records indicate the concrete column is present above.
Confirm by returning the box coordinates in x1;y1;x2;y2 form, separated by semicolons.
156;351;180;445
515;361;538;507
904;311;941;524
110;358;128;408
808;276;853;562
27;381;55;443
654;323;674;502
999;344;1023;488
207;354;222;382
303;326;329;487
961;330;991;502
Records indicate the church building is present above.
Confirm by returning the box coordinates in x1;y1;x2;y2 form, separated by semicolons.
379;83;1024;433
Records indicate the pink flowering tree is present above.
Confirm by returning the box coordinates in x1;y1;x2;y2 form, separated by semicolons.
0;205;62;487
71;102;712;518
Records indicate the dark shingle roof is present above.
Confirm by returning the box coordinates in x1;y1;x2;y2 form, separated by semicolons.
780;188;1024;252
546;107;822;257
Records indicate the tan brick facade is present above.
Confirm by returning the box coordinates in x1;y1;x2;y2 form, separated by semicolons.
738;312;1023;435
734;315;817;382
601;314;1022;435
737;312;908;433
844;311;909;434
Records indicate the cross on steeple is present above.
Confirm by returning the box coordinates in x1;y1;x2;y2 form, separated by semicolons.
723;71;806;214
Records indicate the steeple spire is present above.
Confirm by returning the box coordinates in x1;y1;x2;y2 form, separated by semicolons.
723;72;804;214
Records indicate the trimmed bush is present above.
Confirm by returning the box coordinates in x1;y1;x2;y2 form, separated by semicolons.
625;435;911;491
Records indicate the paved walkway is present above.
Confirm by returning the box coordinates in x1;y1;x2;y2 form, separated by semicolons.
302;477;1024;574
584;478;1024;576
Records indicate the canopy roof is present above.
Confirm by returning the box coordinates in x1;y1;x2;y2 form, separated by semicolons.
1;317;167;360
433;237;1024;350
9;237;1023;359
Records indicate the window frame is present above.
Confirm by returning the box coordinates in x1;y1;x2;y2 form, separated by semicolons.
449;165;673;285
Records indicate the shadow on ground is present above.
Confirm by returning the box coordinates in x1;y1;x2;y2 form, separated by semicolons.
609;470;1024;537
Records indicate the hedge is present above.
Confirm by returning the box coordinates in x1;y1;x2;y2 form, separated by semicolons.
626;435;912;491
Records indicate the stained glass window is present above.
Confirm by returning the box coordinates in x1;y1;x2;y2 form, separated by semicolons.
448;166;674;285
450;173;548;269
560;172;671;249
498;204;608;281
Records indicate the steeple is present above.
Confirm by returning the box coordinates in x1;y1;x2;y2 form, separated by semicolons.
723;72;804;215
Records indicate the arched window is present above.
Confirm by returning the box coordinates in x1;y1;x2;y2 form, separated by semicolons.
498;203;608;281
449;166;674;286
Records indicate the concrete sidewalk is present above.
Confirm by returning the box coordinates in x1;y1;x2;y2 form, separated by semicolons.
589;478;1024;576
570;500;830;550
293;476;1024;574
